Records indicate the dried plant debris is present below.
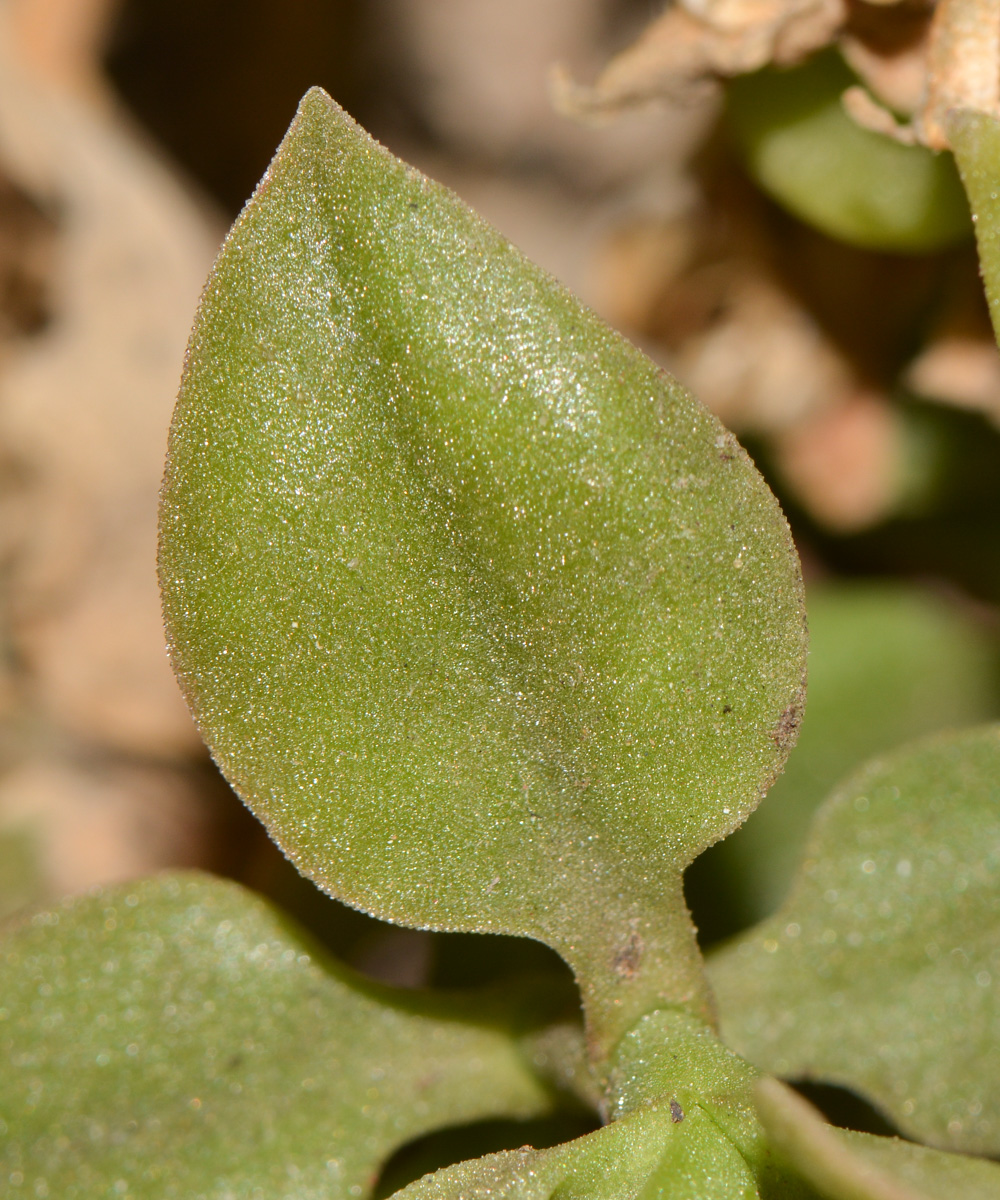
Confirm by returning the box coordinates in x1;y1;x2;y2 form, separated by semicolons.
555;1;996;536
840;0;932;123
0;6;227;902
560;0;1000;153
0;760;211;897
917;0;1000;149
553;0;846;115
377;0;713;196
0;168;55;342
0;18;220;758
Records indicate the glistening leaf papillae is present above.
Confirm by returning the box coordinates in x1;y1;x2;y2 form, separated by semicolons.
709;727;1000;1155
607;1008;822;1198
0;873;566;1198
158;88;807;1054
390;1019;833;1200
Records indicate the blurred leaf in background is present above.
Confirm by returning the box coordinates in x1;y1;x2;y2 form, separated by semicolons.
687;581;1000;943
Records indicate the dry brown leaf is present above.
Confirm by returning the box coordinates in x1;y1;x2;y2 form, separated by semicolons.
835;0;1000;149
563;0;999;153
841;83;919;142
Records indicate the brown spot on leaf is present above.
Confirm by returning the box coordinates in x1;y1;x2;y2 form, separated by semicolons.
715;432;738;463
772;695;804;754
613;928;643;980
670;1099;684;1123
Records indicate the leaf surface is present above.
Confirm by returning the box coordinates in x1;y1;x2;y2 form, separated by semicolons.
709;727;1000;1154
158;88;806;1050
0;873;562;1198
390;1102;760;1200
949;108;1000;345
390;1024;834;1200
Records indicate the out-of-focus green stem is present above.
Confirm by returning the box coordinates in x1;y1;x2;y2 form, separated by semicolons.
949;108;1000;346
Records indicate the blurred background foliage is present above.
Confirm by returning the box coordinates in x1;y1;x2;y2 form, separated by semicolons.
1;0;999;1000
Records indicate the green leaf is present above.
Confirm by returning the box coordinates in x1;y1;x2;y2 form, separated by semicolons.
691;582;999;934
158;88;806;1053
708;727;1000;1154
0;873;565;1198
390;1102;760;1200
727;52;972;252
948;109;1000;346
756;1078;1000;1200
608;1009;819;1198
390;1024;831;1200
372;1114;600;1200
609;1009;759;1120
